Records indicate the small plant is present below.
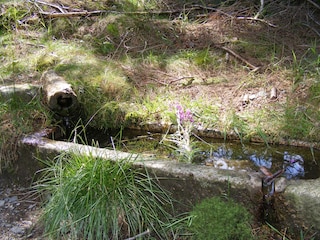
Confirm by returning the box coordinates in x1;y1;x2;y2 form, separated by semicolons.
161;103;197;163
35;152;178;239
189;197;253;240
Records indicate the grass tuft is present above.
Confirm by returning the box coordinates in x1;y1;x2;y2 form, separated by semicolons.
35;152;178;239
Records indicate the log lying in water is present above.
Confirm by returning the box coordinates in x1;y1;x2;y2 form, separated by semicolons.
41;70;79;117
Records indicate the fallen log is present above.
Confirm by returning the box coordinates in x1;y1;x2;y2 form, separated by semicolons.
41;70;79;117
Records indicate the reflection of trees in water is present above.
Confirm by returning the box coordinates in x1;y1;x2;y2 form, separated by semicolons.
283;152;305;179
249;154;272;169
249;151;304;179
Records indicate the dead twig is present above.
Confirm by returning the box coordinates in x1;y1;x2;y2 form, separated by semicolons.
169;76;195;84
254;0;264;19
216;45;260;71
235;16;277;28
38;10;110;18
125;229;150;240
29;0;66;13
192;4;277;27
30;0;200;19
302;23;320;37
191;4;233;18
306;0;320;10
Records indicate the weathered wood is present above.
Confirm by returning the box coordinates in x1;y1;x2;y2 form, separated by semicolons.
39;10;108;18
270;87;277;100
41;70;78;117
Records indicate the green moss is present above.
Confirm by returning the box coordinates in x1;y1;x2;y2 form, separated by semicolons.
189;197;254;240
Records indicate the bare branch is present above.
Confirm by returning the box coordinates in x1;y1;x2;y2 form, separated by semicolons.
30;0;66;13
236;16;277;27
306;0;320;10
125;229;150;240
254;0;264;19
217;45;260;71
38;10;109;18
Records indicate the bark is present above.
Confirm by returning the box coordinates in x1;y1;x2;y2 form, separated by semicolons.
41;70;79;117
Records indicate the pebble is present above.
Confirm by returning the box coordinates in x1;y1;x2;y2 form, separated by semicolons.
7;196;18;203
10;226;25;235
0;200;5;207
28;203;37;209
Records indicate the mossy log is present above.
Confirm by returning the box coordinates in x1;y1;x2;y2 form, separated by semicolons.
41;70;78;117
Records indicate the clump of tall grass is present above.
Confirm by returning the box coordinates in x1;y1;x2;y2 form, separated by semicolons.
35;152;177;239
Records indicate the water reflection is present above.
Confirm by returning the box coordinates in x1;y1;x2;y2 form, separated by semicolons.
204;145;306;180
249;154;272;169
283;152;305;179
212;146;233;159
249;151;304;180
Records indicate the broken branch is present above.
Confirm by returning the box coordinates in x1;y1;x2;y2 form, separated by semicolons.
306;0;320;10
29;0;66;13
38;10;110;18
217;45;260;71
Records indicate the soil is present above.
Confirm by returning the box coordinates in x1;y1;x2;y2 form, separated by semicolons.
1;0;319;239
0;176;43;240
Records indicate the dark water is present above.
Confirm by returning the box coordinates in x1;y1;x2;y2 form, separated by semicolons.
194;139;318;180
81;128;320;180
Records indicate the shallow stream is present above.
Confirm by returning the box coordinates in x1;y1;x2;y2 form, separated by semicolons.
82;128;320;180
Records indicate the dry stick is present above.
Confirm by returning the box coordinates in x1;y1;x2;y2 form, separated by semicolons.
30;0;66;13
192;4;233;18
38;10;110;18
254;0;264;19
308;11;320;26
302;23;320;37
193;4;277;27
124;229;150;240
217;45;260;71
306;0;320;10
37;7;201;18
169;76;195;84
235;16;277;28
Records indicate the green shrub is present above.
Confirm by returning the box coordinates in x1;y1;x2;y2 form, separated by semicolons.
36;152;177;239
189;197;253;240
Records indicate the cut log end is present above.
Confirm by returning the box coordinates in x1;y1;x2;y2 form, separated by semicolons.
41;70;79;117
49;91;78;111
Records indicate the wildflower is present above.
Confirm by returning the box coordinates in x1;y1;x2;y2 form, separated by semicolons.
175;104;194;124
161;103;196;163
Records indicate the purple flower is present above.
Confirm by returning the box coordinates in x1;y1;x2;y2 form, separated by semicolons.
175;104;194;124
185;109;194;122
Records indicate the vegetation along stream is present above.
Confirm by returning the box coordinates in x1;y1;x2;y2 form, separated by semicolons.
1;0;320;238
